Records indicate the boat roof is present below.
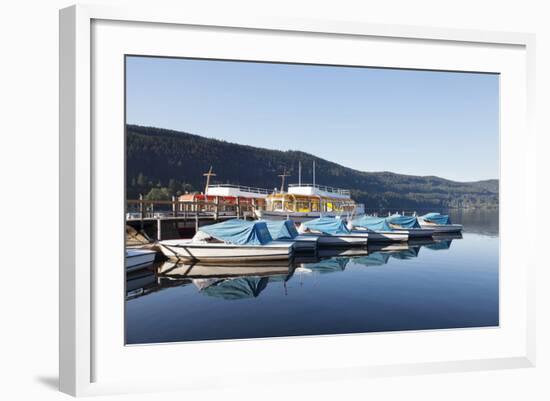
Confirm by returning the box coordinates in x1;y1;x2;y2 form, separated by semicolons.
302;217;350;235
288;184;351;199
198;219;273;245
262;219;299;240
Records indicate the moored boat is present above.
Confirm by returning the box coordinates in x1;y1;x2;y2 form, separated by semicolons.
126;248;157;272
255;183;364;222
158;219;293;263
299;217;368;246
262;219;319;251
386;215;434;238
348;216;409;242
418;212;463;233
254;162;364;222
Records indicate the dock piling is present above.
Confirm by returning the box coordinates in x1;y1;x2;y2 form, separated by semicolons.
139;193;144;230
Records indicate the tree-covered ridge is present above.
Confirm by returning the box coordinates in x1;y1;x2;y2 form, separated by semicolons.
126;124;499;210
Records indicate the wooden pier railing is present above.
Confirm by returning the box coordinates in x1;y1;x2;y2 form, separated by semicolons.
126;195;256;240
127;195;255;220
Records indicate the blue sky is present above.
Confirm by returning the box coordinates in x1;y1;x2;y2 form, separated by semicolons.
126;56;499;182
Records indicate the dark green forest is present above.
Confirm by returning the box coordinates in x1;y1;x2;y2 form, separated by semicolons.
126;125;499;211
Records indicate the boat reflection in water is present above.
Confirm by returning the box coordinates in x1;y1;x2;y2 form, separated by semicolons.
127;234;459;302
125;210;502;344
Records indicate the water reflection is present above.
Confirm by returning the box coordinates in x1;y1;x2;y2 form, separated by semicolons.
196;277;271;300
127;234;458;302
127;221;501;343
449;209;498;236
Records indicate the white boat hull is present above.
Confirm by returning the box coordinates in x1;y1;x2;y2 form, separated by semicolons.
277;235;319;251
125;249;157;272
405;228;435;238
158;240;293;262
316;233;367;247
388;225;435;238
419;223;463;233
352;228;409;242
317;247;369;258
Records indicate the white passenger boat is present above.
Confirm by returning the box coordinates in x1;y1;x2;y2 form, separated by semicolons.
262;219;319;251
418;213;463;233
125;248;157;272
348;216;409;242
254;162;364;222
255;182;365;222
158;219;294;263
299;217;368;246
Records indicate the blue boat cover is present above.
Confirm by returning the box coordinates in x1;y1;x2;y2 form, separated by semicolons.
421;212;452;225
263;220;299;240
386;215;421;229
352;216;393;231
302;217;350;235
199;219;273;245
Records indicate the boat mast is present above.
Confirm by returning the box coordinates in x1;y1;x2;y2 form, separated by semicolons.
278;168;290;193
298;161;301;186
203;165;216;194
313;160;316;186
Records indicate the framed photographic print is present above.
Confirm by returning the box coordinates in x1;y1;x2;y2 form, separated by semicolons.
59;4;536;396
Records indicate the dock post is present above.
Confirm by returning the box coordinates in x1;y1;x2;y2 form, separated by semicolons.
172;195;177;218
139;193;144;230
157;218;162;241
195;212;199;233
214;196;220;221
236;196;241;219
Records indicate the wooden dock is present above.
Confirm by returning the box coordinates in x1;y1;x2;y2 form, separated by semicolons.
126;196;255;241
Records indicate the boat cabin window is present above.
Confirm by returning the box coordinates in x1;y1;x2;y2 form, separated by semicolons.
271;200;283;211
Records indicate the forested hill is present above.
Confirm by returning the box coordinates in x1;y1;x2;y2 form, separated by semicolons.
126;125;499;210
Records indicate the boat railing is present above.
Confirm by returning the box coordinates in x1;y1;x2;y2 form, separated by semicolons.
207;184;272;195
288;183;351;196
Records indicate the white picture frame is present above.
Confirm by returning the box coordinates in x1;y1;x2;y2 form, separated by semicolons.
59;4;536;397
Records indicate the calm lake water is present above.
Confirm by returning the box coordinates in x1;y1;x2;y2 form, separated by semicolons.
125;209;499;344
